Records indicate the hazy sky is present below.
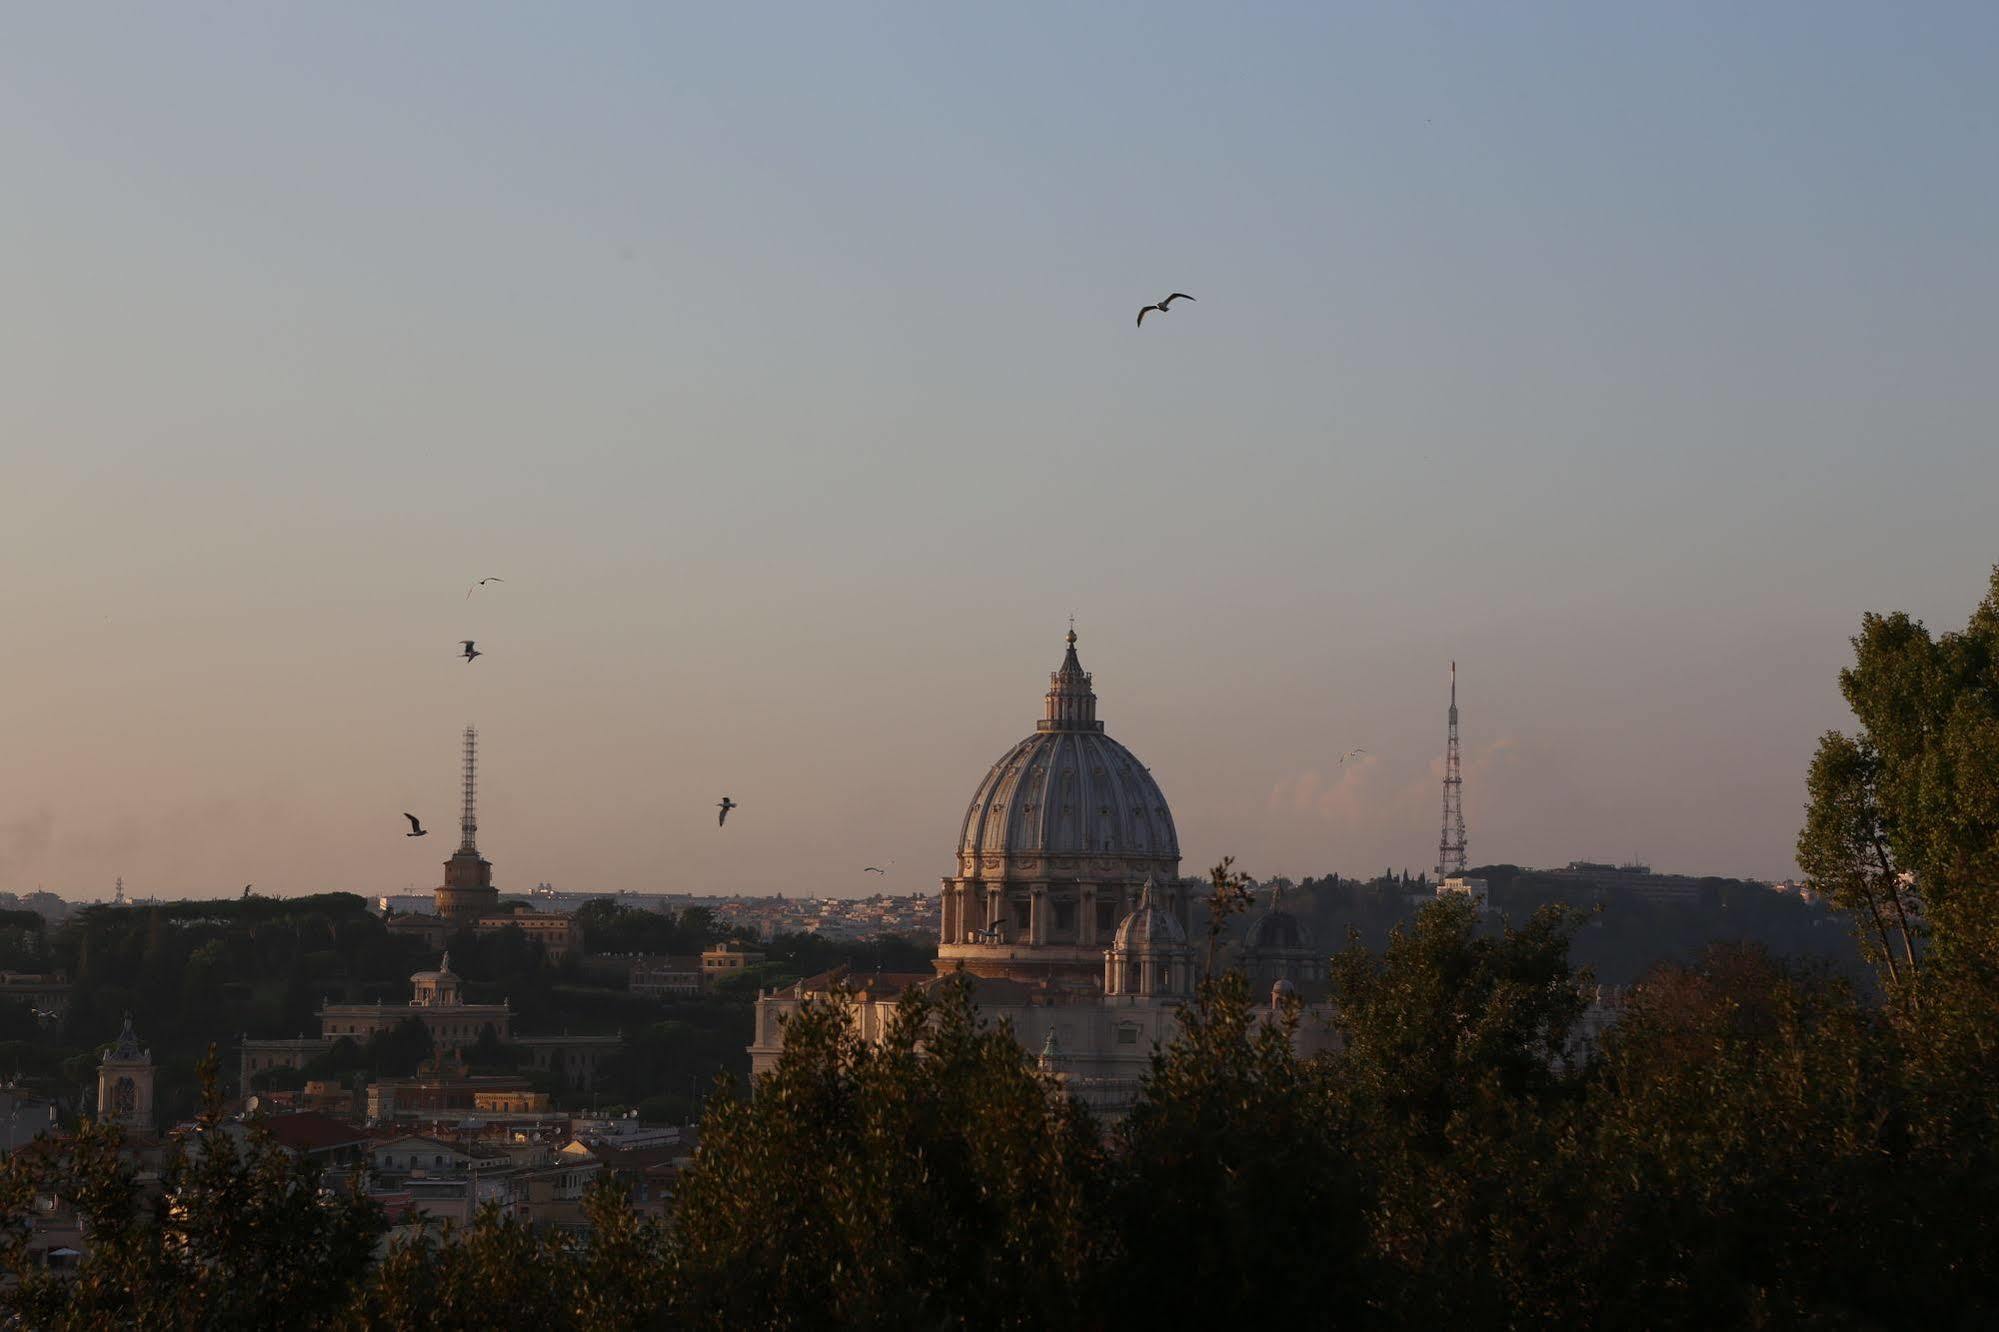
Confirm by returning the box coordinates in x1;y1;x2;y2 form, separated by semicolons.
4;4;1995;901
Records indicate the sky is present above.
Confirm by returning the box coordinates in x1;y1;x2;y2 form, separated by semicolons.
2;3;1995;901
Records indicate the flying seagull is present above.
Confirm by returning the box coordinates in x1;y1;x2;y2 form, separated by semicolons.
404;813;429;838
863;866;886;875
717;796;737;827
466;577;505;600
1136;292;1195;327
460;640;481;663
1340;748;1368;764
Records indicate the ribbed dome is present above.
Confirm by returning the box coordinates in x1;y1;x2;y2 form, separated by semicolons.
956;631;1179;874
1244;908;1312;952
1112;878;1187;950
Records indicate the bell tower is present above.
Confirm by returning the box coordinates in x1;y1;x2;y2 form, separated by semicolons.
97;1015;155;1131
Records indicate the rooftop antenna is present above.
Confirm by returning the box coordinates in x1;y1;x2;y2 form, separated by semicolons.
1436;662;1467;881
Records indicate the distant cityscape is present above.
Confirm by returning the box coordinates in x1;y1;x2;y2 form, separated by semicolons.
2;856;1818;937
0;864;1818;945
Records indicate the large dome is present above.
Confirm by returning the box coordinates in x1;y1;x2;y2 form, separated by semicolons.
955;631;1179;880
936;630;1189;985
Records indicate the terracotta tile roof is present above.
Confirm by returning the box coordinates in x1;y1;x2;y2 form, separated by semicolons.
259;1112;369;1153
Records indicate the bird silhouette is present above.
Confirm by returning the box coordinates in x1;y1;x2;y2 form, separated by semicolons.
1340;748;1368;764
404;813;429;837
863;866;886;875
717;797;737;827
465;578;505;600
1136;292;1195;327
460;640;481;663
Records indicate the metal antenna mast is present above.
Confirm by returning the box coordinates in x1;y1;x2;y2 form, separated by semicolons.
460;726;479;852
1436;662;1467;880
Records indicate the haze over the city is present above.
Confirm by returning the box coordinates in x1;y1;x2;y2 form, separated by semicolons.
3;4;1994;899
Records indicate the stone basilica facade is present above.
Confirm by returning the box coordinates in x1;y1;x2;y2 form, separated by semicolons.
751;631;1333;1112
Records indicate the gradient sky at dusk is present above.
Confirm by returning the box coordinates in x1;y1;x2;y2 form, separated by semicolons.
4;4;1995;900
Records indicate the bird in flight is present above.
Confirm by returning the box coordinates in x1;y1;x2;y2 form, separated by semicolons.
460;640;481;663
466;577;505;600
404;813;429;838
1340;748;1368;764
863;866;886;875
1136;293;1195;327
717;796;737;827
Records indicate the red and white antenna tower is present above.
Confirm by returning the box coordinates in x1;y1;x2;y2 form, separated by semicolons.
1436;662;1467;880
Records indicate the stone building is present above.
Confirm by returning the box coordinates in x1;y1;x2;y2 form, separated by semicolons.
700;944;766;982
96;1016;155;1131
322;953;514;1045
752;631;1336;1111
240;954;513;1090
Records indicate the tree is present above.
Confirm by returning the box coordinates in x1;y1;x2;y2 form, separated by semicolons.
668;976;1106;1328
1795;567;1999;1317
368;1016;433;1078
1801;567;1999;990
1200;856;1255;977
0;1050;384;1330
362;1204;578;1329
1326;896;1591;1323
1330;897;1587;1150
1110;971;1363;1327
1563;945;1997;1327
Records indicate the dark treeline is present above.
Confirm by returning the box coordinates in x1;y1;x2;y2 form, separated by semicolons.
1276;863;1862;987
6;898;1995;1329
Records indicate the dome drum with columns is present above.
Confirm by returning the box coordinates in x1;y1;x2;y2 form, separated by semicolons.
936;631;1188;984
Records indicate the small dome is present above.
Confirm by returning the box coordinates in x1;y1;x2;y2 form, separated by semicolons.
1244;907;1312;953
1111;877;1185;950
411;951;459;983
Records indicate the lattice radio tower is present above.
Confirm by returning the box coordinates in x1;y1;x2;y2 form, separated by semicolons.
1436;662;1467;881
459;725;479;852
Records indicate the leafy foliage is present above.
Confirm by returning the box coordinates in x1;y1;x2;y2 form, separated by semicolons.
357;1180;670;1331
1111;971;1362;1327
0;1051;384;1330
668;976;1104;1329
